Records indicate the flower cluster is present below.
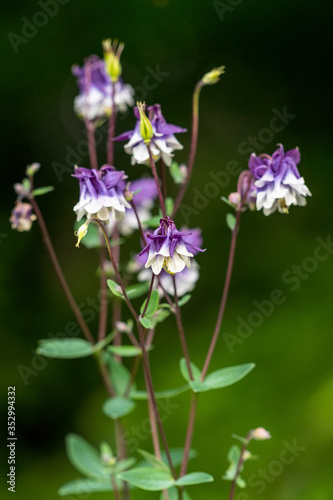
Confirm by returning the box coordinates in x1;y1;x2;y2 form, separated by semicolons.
138;217;205;275
10;202;36;232
72;165;130;222
115;103;187;166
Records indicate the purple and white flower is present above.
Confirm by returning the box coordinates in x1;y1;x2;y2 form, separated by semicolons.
72;165;130;222
248;144;311;216
72;55;134;121
138;217;205;275
10;202;37;232
114;103;187;166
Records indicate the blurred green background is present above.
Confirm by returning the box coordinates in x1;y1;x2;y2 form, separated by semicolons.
1;0;333;499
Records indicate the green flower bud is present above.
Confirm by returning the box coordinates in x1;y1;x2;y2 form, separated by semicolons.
202;66;225;85
102;38;124;82
137;101;154;144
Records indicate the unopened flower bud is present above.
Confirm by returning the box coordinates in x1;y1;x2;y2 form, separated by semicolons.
100;442;116;466
202;66;225;85
75;222;89;248
102;38;124;82
250;427;271;441
10;202;37;232
228;192;241;205
124;189;133;202
26;162;41;177
137;102;154;144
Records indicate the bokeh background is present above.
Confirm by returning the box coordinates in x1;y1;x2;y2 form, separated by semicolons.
1;0;333;499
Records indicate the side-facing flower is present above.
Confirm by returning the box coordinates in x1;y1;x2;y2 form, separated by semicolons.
138;217;205;275
72;55;134;121
249;144;311;215
114;103;187;166
72;55;112;122
10;202;37;232
72;165;130;222
228;170;257;211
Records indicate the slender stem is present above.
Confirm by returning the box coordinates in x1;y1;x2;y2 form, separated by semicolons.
110;474;122;500
141;274;155;318
30;196;94;344
180;394;198;477
148;145;167;219
107;83;117;165
98;246;108;342
172;276;193;381
85;119;98;170
124;355;142;398
89;217;176;477
160;157;167;201
130;200;146;245
137;323;177;478
200;209;242;381
229;437;250;500
172;80;203;218
111;224;122;360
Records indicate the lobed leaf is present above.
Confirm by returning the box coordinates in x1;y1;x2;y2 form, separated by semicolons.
103;397;136;420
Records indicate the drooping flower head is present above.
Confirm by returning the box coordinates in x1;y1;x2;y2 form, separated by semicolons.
114;103;187;166
138;217;205;275
72;165;130;222
10;202;37;232
248;144;311;216
72;54;134;122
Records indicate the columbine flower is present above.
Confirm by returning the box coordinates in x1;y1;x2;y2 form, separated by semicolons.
248;144;311;216
72;165;130;222
10;202;37;232
72;55;134;121
138;217;205;275
114;103;187;166
137;228;203;294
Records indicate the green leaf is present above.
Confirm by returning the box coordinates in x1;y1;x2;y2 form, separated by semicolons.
175;472;214;486
131;385;189;400
226;212;237;231
107;280;151;300
125;282;150;299
32;186;54;196
144;215;161;227
137;449;171;472
36;338;94;359
221;195;236;208
108;345;143;357
103;397;136;420
140;289;159;317
191;363;255;392
165;197;174;216
179;358;202;383
117;468;174;491
162;448;197;468
177;294;192;307
107;279;124;298
58;479;113;495
140;317;153;329
107;354;133;396
114;457;137;473
155;309;172;323
222;445;246;488
170;161;185;184
65;434;108;481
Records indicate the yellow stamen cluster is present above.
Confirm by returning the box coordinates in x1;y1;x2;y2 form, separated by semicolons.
75;223;89;247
